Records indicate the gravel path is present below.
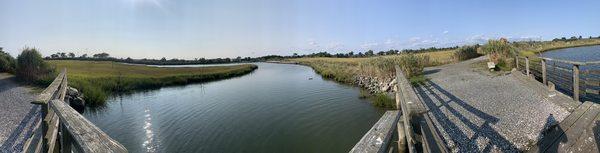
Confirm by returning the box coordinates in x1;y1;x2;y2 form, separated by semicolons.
415;56;572;152
0;73;40;152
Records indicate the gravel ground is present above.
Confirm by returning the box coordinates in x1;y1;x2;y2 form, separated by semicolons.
0;73;40;152
415;56;571;152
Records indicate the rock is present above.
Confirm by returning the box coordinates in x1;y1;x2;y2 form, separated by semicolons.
67;86;79;97
70;97;86;113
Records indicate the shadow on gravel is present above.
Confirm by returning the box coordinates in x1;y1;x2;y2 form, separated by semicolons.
0;105;40;153
0;76;18;93
414;80;518;152
535;114;564;153
423;69;441;75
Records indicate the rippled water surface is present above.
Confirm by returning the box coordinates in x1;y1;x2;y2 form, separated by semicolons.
84;63;383;153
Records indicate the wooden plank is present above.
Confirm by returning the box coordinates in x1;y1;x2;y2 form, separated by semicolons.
552;103;600;152
586;89;600;95
395;66;417;153
574;65;580;102
45;114;59;153
584;70;600;75
565;107;600;153
350;111;400;153
32;70;66;104
419;114;448;153
531;102;594;153
49;99;127;153
540;57;588;66
586;80;600;87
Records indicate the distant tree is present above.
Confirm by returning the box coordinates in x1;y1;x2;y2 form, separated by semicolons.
93;52;110;58
377;51;385;55
68;52;75;58
50;54;59;58
357;52;364;57
160;57;166;62
0;48;16;73
348;51;354;57
365;50;374;56
80;54;88;58
58;52;67;58
126;57;133;61
292;53;298;57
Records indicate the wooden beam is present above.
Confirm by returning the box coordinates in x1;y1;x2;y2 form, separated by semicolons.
349;111;400;153
542;59;547;85
526;57;530;77
573;64;580;102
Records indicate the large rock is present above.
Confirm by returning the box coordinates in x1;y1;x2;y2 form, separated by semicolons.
67;86;79;97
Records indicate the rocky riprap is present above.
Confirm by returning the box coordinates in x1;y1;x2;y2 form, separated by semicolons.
355;75;397;94
66;86;86;113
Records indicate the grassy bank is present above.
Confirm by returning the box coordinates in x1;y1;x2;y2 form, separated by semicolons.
289;50;456;84
46;60;258;105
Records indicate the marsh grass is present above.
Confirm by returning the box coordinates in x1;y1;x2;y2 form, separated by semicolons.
46;60;257;105
371;93;396;109
291;50;456;84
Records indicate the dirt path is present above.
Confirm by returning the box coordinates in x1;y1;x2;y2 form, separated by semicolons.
414;56;575;152
0;73;40;152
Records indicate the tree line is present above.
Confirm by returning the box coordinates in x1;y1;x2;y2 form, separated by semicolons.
552;35;600;42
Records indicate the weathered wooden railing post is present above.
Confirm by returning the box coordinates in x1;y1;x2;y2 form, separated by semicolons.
525;56;530;77
573;64;580;101
542;59;547;85
515;56;519;70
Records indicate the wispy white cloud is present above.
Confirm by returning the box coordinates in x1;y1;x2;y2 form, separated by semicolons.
443;31;449;35
360;42;380;49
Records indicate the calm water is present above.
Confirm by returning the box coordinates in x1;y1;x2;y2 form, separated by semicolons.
84;63;384;153
541;45;600;62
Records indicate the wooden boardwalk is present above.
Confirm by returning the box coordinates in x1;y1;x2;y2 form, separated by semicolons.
530;101;600;153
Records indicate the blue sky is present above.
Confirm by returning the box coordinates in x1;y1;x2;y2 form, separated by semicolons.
1;0;599;59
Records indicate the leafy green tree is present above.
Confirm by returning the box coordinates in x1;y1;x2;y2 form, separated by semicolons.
0;48;16;73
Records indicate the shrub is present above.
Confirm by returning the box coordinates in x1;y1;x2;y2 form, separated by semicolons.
0;49;16;73
371;93;395;109
16;48;53;82
454;45;481;61
398;54;430;78
481;38;516;64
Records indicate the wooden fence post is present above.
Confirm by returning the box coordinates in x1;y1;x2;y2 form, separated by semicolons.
542;59;547;85
516;56;519;70
573;64;580;102
41;104;48;152
525;57;530;76
60;124;72;153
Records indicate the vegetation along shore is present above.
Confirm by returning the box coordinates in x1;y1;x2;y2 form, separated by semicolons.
286;37;600;109
46;60;257;105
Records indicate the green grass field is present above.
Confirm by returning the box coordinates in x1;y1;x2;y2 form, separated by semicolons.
46;60;258;105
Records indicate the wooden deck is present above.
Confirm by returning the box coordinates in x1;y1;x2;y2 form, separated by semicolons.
530;101;600;153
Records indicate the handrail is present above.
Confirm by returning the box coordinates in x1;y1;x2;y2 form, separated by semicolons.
50;99;127;153
516;55;600;102
24;69;127;153
351;66;448;153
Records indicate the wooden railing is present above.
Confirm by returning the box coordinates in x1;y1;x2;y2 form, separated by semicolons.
350;66;447;153
516;56;600;102
22;69;127;153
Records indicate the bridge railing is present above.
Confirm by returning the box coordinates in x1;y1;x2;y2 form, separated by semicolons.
24;69;127;153
516;56;600;102
350;66;448;153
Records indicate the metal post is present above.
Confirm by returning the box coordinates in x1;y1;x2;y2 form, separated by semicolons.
525;57;530;76
542;59;547;85
573;64;580;102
